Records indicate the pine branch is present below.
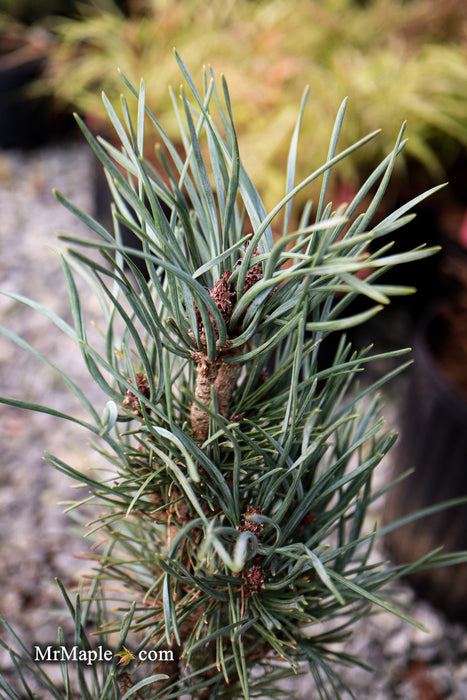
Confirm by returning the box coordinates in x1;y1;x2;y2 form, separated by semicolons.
1;55;466;699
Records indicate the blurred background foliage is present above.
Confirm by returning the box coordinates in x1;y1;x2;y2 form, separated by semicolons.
1;0;466;211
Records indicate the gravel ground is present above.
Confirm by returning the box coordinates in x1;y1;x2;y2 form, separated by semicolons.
0;140;466;699
0;140;107;689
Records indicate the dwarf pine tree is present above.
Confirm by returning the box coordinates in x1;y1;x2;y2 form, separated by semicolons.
1;55;465;699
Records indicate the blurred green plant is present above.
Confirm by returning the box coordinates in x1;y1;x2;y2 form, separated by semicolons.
39;0;467;210
1;54;466;699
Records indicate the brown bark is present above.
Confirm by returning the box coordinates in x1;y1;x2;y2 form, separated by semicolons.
214;353;241;418
190;347;242;442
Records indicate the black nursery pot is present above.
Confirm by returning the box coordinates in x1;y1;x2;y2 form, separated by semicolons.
384;311;467;621
0;36;51;149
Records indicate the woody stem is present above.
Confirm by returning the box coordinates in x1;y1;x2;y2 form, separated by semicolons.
190;348;242;441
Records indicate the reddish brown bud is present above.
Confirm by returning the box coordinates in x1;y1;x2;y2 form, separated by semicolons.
243;247;262;294
298;513;315;530
242;563;265;595
210;270;234;324
122;372;150;416
194;271;235;344
231;413;244;423
238;506;264;540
